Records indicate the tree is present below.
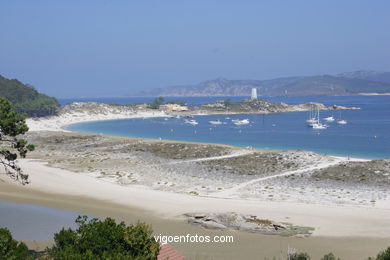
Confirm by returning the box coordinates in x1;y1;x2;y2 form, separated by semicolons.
223;99;233;107
0;228;30;260
0;75;60;117
149;96;165;109
368;247;390;260
0;97;34;184
47;216;160;259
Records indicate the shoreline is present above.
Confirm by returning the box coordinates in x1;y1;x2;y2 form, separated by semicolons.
26;108;168;132
2;158;389;238
27;108;378;161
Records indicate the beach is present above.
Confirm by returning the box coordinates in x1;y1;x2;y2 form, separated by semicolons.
26;102;168;132
1;158;390;259
0;107;388;259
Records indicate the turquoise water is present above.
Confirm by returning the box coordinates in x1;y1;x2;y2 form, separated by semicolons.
67;96;390;159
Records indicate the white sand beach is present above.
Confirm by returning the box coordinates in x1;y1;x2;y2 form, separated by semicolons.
26;102;168;132
1;159;388;238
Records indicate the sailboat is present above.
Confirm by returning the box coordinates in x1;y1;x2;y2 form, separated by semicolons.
311;109;328;129
306;104;317;124
337;112;348;125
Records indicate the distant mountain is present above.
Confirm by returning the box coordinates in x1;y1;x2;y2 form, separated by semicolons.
337;70;390;84
0;75;60;117
135;71;390;97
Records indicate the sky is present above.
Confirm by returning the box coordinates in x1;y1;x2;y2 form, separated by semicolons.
1;1;390;98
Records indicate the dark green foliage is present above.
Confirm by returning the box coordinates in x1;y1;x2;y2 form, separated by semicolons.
0;98;34;184
0;75;60;117
291;252;311;260
368;247;390;260
322;253;339;260
0;98;28;136
47;216;160;260
223;99;234;107
0;228;30;260
148;96;165;109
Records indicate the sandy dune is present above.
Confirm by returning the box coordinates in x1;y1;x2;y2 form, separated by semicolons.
1;159;389;238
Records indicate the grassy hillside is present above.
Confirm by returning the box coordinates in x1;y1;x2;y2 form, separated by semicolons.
0;75;60;117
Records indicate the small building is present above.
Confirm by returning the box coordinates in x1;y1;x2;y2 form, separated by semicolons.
251;88;258;100
161;104;189;112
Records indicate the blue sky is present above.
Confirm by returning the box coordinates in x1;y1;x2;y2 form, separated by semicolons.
1;0;390;98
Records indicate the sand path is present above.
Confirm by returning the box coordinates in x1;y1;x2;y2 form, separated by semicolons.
213;156;345;197
167;149;254;165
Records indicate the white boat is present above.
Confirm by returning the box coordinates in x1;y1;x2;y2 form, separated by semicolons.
310;109;328;130
306;118;317;124
323;116;335;122
312;123;328;129
306;104;317;124
184;119;198;125
209;120;223;125
232;119;250;125
337;112;347;124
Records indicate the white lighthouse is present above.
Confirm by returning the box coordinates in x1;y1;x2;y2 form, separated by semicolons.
251;88;257;100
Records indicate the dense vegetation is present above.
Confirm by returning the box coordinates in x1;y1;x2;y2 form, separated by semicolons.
0;97;34;184
0;228;31;259
1;216;160;259
48;216;159;259
148;96;165;109
0;75;60;117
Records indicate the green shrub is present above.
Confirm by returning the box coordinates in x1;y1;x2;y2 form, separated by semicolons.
368;247;390;260
322;252;339;260
47;215;159;260
0;228;30;260
291;252;311;260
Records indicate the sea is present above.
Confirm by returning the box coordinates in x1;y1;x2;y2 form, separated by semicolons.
63;96;390;159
